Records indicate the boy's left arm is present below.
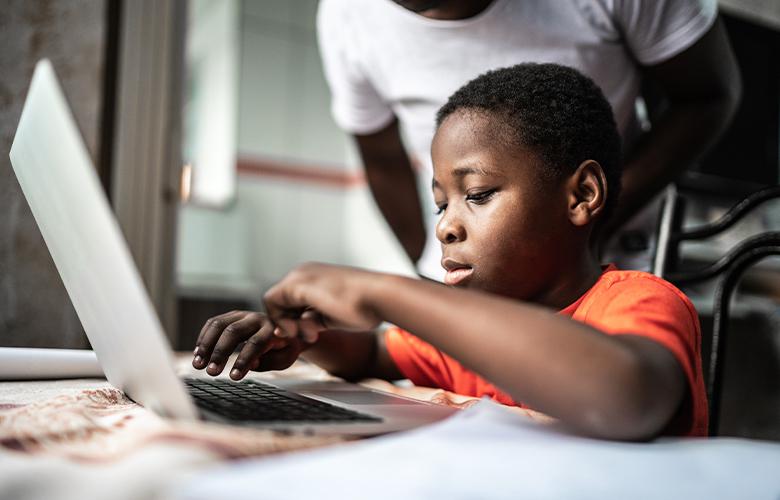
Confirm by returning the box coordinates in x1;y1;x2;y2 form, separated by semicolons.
264;263;686;441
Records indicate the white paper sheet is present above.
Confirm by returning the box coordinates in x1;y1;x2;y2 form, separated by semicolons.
175;399;780;500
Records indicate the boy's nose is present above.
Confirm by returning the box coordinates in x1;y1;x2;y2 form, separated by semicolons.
435;212;465;245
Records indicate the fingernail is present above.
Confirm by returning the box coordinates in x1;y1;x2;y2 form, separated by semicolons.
207;362;218;372
230;369;241;379
193;355;203;365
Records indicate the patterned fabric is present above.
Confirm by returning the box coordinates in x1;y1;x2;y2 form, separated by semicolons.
0;358;506;462
0;385;345;461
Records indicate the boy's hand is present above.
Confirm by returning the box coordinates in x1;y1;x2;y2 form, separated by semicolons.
191;310;322;380
264;263;383;338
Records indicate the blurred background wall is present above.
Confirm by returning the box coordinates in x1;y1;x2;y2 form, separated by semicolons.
175;0;414;347
0;0;107;348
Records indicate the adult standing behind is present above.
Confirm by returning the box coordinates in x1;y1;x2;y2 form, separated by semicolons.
317;0;741;279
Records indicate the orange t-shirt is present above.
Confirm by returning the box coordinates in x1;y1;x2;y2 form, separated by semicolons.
385;265;708;437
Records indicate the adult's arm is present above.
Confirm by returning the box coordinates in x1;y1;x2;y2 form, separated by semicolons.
354;119;426;263
607;18;741;232
264;264;685;441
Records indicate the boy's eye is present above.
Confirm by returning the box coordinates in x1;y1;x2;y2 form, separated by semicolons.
466;189;496;204
435;203;447;215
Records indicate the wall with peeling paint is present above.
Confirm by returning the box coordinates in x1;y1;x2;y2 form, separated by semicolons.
0;0;106;347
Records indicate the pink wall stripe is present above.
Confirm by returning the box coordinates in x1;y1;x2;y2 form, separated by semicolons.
237;155;365;189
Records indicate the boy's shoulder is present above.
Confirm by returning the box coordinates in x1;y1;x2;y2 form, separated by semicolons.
599;266;690;299
569;265;699;329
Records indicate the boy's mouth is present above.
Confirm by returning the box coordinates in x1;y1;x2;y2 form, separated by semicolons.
442;258;473;286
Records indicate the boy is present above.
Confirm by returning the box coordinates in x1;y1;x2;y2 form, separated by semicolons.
192;63;707;440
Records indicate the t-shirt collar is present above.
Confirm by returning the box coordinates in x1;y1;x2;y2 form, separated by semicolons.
558;263;618;317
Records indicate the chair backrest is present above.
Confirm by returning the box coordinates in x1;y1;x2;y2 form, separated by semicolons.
706;233;780;435
655;184;780;436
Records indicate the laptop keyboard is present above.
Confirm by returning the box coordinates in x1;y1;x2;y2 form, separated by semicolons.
183;378;382;423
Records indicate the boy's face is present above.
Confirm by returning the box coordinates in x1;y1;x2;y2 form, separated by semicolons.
431;111;572;303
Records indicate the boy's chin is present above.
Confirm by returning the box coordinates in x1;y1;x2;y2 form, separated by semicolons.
454;279;485;292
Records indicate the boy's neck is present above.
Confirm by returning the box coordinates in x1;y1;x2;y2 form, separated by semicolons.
534;251;604;311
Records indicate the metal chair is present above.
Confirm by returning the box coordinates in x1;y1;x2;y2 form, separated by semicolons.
654;184;780;435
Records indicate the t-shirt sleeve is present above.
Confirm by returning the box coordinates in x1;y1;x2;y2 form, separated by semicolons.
384;326;453;390
583;276;706;435
316;0;395;135
612;0;718;65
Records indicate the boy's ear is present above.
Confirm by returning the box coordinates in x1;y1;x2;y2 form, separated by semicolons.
566;160;607;227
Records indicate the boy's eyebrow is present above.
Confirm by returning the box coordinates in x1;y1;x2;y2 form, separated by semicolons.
452;166;490;177
431;167;489;187
432;166;491;188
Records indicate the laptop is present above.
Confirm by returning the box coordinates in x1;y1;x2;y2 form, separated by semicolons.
8;59;456;436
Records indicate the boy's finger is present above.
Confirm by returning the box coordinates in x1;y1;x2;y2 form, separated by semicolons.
193;311;245;368
205;313;266;376
272;318;300;339
195;310;242;351
264;282;310;325
230;322;276;380
298;310;325;344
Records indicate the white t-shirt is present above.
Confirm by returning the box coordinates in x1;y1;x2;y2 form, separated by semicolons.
318;0;717;279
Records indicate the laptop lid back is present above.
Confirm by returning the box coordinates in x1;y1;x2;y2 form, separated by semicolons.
9;59;196;419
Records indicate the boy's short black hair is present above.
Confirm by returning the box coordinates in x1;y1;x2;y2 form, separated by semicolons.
436;63;622;220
